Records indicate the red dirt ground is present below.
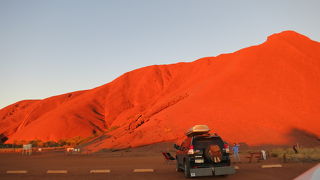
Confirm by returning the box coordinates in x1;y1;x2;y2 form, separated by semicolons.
1;30;320;150
0;150;317;180
0;148;317;180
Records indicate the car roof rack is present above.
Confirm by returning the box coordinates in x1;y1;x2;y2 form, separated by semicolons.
186;125;210;137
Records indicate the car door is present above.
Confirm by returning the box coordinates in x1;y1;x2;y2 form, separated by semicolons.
176;139;187;166
182;137;191;161
179;137;193;163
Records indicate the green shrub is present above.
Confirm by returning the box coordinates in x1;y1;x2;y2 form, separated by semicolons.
43;141;60;147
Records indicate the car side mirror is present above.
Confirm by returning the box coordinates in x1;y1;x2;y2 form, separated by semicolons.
174;144;181;150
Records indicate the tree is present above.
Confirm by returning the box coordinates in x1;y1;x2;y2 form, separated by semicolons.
29;139;42;147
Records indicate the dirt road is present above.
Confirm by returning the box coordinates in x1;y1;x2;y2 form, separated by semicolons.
0;151;316;180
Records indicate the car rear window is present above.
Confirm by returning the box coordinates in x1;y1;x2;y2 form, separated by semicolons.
192;136;224;149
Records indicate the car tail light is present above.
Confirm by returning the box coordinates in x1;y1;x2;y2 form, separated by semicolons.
224;144;230;153
188;145;194;154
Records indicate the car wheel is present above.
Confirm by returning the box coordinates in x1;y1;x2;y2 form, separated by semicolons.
226;159;231;166
184;160;191;178
176;159;182;172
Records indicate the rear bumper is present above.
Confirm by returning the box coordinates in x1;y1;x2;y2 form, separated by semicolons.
214;166;236;176
189;166;236;177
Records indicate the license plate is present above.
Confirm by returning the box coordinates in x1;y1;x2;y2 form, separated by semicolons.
195;159;204;163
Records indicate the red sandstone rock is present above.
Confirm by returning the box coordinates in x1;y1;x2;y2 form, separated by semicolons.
1;31;319;150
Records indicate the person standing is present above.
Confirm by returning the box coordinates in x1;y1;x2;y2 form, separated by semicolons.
232;143;240;163
293;143;300;154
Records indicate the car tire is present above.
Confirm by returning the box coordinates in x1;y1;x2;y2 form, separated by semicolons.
176;159;182;172
226;159;231;166
184;159;191;178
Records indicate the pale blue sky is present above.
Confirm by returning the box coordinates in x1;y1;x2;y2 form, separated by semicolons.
1;0;320;109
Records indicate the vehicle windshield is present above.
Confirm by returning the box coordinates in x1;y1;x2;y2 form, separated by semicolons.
193;136;224;150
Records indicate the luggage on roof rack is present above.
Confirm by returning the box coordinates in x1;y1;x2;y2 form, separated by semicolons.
185;125;210;136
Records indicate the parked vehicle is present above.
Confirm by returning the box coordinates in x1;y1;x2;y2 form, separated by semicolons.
174;125;235;178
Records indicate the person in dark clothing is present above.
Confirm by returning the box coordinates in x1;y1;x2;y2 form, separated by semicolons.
293;144;299;154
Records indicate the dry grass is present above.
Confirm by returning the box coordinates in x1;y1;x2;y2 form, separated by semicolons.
270;146;320;162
